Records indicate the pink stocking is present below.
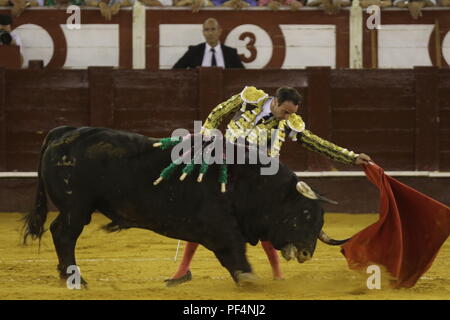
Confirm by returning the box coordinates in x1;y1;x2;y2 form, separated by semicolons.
261;241;283;279
171;241;199;279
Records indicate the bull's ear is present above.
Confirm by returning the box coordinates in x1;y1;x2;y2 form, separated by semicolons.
296;181;338;205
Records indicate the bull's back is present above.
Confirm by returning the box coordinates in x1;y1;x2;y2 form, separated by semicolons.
38;126;294;242
41;127;163;207
45;127;237;238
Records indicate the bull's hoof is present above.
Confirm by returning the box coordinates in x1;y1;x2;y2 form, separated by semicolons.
164;270;192;287
234;271;258;286
59;276;89;290
80;277;89;289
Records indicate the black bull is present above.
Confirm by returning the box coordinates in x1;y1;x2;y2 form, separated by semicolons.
24;126;347;285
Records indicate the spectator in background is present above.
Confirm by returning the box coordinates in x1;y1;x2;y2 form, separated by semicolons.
0;14;24;65
394;0;435;19
306;0;350;14
174;0;212;12
106;0;172;8
218;0;257;9
173;18;245;69
0;0;40;17
259;0;304;11
83;0;122;21
175;0;254;11
140;0;169;5
360;0;392;8
42;0;86;6
84;0;165;21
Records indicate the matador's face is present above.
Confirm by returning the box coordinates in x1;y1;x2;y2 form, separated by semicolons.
271;98;299;121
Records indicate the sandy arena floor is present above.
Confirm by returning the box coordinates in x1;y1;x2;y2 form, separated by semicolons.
0;212;448;300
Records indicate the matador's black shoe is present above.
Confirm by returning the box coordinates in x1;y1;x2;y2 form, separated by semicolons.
164;270;193;287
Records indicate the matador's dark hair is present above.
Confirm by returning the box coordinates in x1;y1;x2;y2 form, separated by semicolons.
276;87;302;106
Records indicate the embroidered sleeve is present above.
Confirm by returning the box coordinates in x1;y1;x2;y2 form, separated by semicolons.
298;130;359;165
202;94;243;132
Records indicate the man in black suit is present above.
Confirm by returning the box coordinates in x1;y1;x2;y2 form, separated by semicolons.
173;18;245;69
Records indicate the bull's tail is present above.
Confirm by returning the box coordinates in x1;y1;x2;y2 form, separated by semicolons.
23;139;49;244
23;126;74;244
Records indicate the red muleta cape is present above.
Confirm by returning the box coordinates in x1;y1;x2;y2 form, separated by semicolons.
341;163;450;288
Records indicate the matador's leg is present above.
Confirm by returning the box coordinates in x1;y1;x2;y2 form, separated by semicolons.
165;242;199;286
261;241;283;280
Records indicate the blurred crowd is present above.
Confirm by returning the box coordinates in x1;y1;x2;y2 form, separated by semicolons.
0;0;449;20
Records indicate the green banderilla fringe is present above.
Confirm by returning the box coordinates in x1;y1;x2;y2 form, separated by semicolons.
219;164;228;193
153;161;181;185
182;163;195;174
179;163;195;181
153;136;182;150
218;164;228;184
199;162;209;175
161;162;179;179
196;162;210;182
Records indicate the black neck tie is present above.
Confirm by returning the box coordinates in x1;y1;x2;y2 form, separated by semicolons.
211;48;217;67
257;113;273;125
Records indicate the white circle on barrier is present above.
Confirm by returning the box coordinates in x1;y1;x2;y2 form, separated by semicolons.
225;24;273;69
12;24;54;68
442;31;450;66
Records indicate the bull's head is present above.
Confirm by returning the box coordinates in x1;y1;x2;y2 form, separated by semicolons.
269;181;349;264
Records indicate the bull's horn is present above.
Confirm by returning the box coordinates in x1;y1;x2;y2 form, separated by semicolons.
316;194;338;205
296;181;317;200
296;181;338;205
318;230;350;246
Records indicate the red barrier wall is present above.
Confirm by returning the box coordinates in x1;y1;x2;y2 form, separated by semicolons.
2;67;450;172
1;67;450;212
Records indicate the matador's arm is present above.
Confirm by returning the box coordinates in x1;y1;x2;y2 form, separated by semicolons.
298;129;359;165
202;94;242;132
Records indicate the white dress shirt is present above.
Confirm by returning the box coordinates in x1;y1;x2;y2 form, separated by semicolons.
254;97;274;124
10;31;23;55
201;43;225;68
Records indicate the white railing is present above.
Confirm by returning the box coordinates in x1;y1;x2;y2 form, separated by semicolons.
1;171;450;178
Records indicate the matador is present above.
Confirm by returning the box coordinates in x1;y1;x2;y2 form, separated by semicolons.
162;86;371;286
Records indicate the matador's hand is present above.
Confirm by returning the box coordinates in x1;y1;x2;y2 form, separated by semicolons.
354;153;372;166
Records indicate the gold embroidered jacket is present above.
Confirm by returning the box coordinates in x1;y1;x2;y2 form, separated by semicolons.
201;86;359;164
